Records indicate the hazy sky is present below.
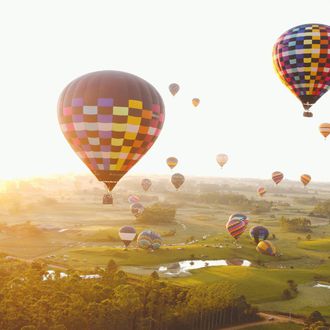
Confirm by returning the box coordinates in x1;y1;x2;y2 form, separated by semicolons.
1;0;330;181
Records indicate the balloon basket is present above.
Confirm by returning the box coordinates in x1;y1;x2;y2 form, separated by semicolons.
303;111;313;118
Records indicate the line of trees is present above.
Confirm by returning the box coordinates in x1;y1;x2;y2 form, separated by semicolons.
0;258;258;330
137;203;176;224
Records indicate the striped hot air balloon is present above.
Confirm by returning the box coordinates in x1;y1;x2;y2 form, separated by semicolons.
319;123;330;139
171;173;185;190
257;187;266;197
250;226;269;244
137;230;162;250
272;171;284;185
226;216;248;240
300;174;311;187
118;226;136;248
229;213;249;227
256;240;277;256
166;157;178;170
169;83;180;96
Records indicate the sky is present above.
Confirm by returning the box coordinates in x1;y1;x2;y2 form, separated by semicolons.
1;0;330;181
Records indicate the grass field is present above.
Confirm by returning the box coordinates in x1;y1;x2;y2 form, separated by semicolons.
0;174;329;321
244;323;302;330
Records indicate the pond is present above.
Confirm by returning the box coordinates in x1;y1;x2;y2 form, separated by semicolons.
122;259;251;277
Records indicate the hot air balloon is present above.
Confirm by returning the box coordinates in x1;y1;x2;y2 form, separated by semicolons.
141;178;152;192
137;230;162;250
226;216;247;240
256;240;277;256
171;173;185;190
192;98;200;107
250;226;269;244
166;157;178;170
272;171;284;185
229;213;249;226
273;24;330;117
130;202;144;218
301;174;311;187
216;154;228;169
57;71;165;203
169;83;180;96
257;187;266;197
319;123;330;139
128;195;140;204
118;226;136;248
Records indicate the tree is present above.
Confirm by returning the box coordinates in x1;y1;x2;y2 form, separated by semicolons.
281;289;292;300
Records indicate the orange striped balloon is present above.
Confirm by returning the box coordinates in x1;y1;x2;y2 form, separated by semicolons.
257;187;266;197
166;157;178;169
319;123;330;139
300;174;311;187
272;171;284;185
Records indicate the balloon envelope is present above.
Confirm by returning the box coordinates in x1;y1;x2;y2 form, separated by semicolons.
128;195;140;204
226;215;248;240
192;98;200;107
256;240;277;256
166;157;178;169
273;24;330;116
118;226;136;247
319;123;330;139
169;83;180;96
171;173;185;190
141;178;152;192
272;171;284;185
137;230;162;250
130;202;144;218
216;154;228;168
229;213;249;226
257;187;266;197
250;226;269;244
58;70;165;192
300;174;311;186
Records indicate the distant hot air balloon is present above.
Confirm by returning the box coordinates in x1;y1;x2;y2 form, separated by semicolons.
166;157;178;170
137;230;162;250
226;215;248;240
216;154;228;169
171;173;185;190
128;195;140;204
141;178;152;192
192;98;200;107
169;83;180;96
272;171;284;185
130;202;144;218
257;187;266;197
118;226;136;248
57;71;165;203
300;174;311;187
229;213;249;226
250;226;269;244
319;123;330;139
256;240;277;256
273;24;330;117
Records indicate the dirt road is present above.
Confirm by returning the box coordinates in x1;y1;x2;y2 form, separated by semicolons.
220;312;305;329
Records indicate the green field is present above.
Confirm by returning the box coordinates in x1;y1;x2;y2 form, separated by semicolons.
245;323;301;330
0;174;330;321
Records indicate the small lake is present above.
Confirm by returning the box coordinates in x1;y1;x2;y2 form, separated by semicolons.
122;259;251;277
314;282;330;289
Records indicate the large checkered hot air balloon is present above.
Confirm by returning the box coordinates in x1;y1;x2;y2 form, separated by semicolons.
58;71;165;203
273;23;330;117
